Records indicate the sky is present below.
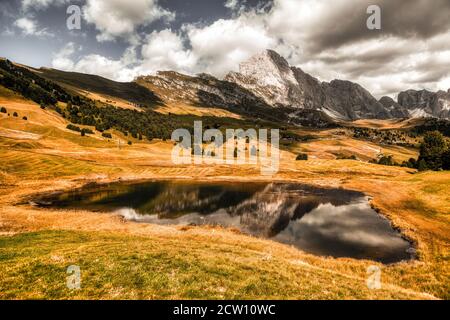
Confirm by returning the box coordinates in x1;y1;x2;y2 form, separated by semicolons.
0;0;449;99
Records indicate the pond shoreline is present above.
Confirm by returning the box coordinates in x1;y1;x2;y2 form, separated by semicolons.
26;177;416;265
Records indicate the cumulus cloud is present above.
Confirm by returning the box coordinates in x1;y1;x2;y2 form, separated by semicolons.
52;42;140;82
52;42;77;70
140;29;195;74
186;17;275;76
83;0;175;42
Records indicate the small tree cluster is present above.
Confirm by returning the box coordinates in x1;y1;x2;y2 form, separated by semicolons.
416;131;449;171
67;124;82;132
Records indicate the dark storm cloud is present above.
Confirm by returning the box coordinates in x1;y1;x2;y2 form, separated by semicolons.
307;0;450;53
406;59;450;84
318;45;411;66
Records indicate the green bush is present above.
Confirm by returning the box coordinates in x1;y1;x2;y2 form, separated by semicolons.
296;153;308;161
417;159;428;172
442;150;450;171
67;124;81;132
102;132;112;139
336;154;357;160
22;116;28;120
13;112;18;117
401;158;417;168
378;155;395;166
0;107;6;113
418;131;447;171
81;128;94;135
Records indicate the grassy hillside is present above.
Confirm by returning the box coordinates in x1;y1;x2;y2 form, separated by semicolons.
0;60;448;300
37;68;163;109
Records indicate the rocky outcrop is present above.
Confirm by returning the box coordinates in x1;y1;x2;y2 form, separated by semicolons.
225;50;400;120
137;50;449;121
321;80;390;120
398;89;450;118
136;70;335;127
378;96;410;118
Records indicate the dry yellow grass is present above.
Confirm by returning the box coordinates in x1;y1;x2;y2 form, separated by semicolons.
289;128;418;163
0;92;448;300
154;102;242;119
346;119;425;129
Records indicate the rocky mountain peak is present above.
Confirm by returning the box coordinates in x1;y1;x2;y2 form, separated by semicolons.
398;89;450;118
224;50;398;120
238;49;292;78
138;49;449;121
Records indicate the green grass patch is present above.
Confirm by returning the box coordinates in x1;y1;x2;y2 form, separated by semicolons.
0;230;426;300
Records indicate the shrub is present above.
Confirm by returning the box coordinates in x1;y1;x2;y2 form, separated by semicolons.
442;149;450;171
417;159;428;172
127;141;132;145
418;131;447;171
67;124;81;132
401;158;417;168
102;132;112;139
378;155;395;166
22;116;28;120
13;112;18;117
336;154;357;160
81;128;94;135
0;107;6;113
296;153;308;161
81;131;85;137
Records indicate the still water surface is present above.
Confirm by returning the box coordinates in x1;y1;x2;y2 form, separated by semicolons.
36;181;413;263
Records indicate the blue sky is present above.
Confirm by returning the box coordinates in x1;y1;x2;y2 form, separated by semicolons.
1;0;449;98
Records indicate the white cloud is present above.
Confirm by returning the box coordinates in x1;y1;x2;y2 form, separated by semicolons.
14;17;53;37
52;42;77;70
51;0;450;97
140;29;195;74
186;17;275;76
83;0;175;42
52;42;139;82
21;0;70;10
224;0;240;10
14;17;37;35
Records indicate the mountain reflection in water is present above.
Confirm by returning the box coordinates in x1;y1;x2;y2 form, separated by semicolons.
36;181;413;263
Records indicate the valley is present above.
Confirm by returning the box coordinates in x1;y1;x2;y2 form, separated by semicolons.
0;52;449;300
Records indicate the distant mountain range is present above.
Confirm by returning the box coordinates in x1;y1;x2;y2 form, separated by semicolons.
2;50;449;122
138;50;450;121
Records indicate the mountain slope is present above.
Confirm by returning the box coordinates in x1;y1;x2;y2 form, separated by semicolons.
137;71;335;127
398;89;450;119
225;50;399;120
36;67;163;109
